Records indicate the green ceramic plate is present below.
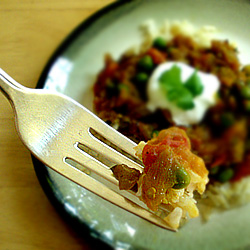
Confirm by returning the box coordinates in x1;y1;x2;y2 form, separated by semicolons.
35;0;250;249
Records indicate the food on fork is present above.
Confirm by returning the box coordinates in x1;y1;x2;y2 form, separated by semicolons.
112;127;208;229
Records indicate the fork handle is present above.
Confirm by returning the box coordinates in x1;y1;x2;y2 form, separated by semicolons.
0;68;24;103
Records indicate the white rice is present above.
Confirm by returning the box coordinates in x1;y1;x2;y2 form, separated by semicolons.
198;177;250;221
125;19;218;56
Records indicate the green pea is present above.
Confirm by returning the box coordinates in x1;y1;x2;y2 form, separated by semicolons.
243;100;250;112
236;80;245;88
118;83;129;92
217;168;234;183
240;86;250;99
246;79;250;86
153;37;167;50
242;65;250;76
106;81;118;96
138;55;154;72
220;112;235;128
245;139;250;151
151;129;159;138
210;166;220;175
134;72;149;85
173;167;191;189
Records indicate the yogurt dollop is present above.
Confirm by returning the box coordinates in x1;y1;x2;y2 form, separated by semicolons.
147;62;220;126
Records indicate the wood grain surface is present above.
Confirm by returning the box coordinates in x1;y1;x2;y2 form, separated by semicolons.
0;1;114;249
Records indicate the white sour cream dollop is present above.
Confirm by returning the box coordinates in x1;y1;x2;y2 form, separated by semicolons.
147;62;220;126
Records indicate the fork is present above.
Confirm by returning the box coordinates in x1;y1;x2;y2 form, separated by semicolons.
0;68;174;231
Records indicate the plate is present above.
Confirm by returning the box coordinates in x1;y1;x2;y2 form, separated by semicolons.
35;0;250;249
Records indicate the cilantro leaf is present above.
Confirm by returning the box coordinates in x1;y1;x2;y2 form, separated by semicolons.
158;64;202;110
184;70;204;97
159;64;182;91
168;87;195;110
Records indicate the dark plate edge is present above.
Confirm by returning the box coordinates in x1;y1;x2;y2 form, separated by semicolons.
36;0;135;90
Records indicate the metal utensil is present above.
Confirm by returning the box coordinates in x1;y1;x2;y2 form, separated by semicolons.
0;68;174;231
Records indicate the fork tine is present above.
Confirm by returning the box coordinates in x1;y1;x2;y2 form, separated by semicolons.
58;157;174;231
77;129;143;172
69;134;171;214
67;140;155;211
83;108;139;157
68;144;119;185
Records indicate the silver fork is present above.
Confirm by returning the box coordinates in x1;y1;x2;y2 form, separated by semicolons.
0;68;174;231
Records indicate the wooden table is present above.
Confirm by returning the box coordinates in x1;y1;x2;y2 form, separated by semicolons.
0;1;114;249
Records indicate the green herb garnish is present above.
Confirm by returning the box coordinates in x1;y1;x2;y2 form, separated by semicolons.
159;65;182;90
167;87;194;110
184;70;204;97
159;65;203;110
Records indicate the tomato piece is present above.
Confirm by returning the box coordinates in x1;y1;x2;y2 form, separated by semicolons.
232;154;250;182
146;48;166;64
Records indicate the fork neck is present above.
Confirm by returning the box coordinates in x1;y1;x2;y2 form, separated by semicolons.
0;68;25;104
